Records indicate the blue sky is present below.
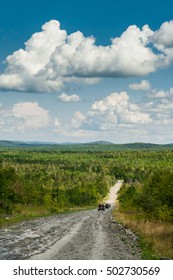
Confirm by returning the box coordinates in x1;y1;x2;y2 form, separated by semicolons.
0;0;173;143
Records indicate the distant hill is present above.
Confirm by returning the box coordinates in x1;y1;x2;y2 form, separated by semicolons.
0;140;22;147
83;141;113;145
0;140;173;150
120;142;160;149
0;140;57;147
0;140;113;147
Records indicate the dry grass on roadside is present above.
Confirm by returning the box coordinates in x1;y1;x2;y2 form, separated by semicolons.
15;204;50;216
0;205;50;227
0;204;96;228
114;210;173;259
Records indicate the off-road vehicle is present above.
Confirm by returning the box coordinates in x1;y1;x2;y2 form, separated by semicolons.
98;203;105;211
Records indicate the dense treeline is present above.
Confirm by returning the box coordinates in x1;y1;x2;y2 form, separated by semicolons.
0;147;173;222
0;150;115;214
118;169;173;222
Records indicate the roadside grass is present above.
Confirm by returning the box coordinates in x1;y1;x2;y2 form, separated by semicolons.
114;209;173;259
0;204;96;228
0;205;50;227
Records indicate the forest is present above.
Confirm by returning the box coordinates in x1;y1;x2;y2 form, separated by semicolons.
0;143;173;224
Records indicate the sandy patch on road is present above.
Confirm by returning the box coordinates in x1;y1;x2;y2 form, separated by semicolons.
105;180;123;205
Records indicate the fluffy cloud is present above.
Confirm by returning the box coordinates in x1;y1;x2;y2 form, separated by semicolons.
1;20;173;93
57;93;80;102
147;88;173;98
129;80;151;90
0;102;51;132
72;92;151;131
150;21;173;67
142;87;173;129
151;21;173;48
6;21;66;75
71;111;86;128
45;24;155;80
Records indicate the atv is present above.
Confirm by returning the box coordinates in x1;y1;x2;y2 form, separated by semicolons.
98;203;105;211
105;203;111;209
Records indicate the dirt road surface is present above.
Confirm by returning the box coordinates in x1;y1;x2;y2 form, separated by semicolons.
0;181;141;260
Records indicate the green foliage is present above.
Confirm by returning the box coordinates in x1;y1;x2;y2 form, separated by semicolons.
0;149;114;214
0;147;173;222
118;169;173;222
118;183;137;209
138;238;160;260
0;161;18;213
139;170;173;221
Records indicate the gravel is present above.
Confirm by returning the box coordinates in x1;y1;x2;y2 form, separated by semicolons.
0;208;141;260
0;181;141;260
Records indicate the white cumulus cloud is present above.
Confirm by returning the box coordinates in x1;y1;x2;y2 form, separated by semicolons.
71;111;86;128
57;93;80;102
129;80;151;91
72;92;151;131
1;20;173;93
0;101;51;132
147;87;173;99
151;21;173;48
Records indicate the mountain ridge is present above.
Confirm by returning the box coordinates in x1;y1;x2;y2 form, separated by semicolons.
0;140;173;149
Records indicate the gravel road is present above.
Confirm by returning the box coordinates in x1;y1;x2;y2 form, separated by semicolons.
0;181;141;260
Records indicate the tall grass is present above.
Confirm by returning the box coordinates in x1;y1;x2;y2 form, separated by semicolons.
114;210;173;259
